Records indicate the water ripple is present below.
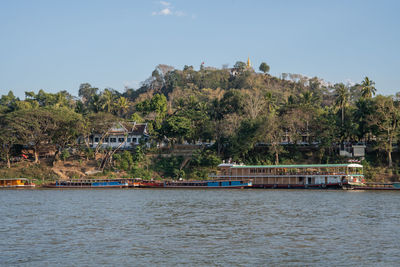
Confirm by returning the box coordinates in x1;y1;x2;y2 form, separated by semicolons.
1;189;400;266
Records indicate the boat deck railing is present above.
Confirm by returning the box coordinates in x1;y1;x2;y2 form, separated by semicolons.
208;173;357;178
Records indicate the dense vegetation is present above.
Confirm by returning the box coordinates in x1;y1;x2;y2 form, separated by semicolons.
1;61;399;181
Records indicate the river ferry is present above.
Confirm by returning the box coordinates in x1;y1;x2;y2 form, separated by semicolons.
45;179;129;188
163;180;252;189
209;163;365;189
0;178;35;188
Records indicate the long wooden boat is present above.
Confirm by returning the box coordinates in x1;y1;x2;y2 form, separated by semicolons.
133;180;164;188
44;179;129;188
163;180;252;189
352;182;400;190
0;178;35;188
209;163;365;189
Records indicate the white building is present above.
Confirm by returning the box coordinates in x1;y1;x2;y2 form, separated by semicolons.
90;122;149;149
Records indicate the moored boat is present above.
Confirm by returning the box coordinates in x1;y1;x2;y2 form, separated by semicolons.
0;178;35;188
44;179;129;188
134;180;164;188
163;180;252;189
209;163;365;189
352;182;400;190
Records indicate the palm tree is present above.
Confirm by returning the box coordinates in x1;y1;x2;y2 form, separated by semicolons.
264;92;277;112
361;76;376;99
299;91;317;108
101;89;114;113
334;83;349;127
116;97;129;117
90;94;102;113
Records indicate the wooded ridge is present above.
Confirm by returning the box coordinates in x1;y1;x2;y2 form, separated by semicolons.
1;61;399;181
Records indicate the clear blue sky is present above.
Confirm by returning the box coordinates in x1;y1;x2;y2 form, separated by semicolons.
1;0;399;98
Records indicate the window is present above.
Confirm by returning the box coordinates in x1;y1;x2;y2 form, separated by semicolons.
133;138;137;143
118;138;125;143
94;137;99;142
105;138;109;142
127;138;131;143
110;138;117;143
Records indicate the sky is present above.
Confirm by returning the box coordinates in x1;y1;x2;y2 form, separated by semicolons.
0;0;399;98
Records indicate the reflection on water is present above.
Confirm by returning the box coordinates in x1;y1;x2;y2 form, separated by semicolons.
1;189;400;266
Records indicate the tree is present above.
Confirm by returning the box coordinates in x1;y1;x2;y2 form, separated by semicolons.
161;115;192;144
367;95;399;167
79;83;99;103
9;108;58;163
361;77;376;99
243;89;266;119
311;108;340;162
150;94;167;116
50;108;84;165
264;92;277;113
233;61;247;72
334;83;350;127
82;112;118;158
0;114;18;168
89;94;102;113
259;62;270;74
261;113;284;165
353;98;373;141
0;91;18;112
226;118;262;161
116;97;130;117
101;89;115;113
299;91;318;108
146;64;175;91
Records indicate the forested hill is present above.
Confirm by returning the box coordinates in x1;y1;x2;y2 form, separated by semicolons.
0;61;399;181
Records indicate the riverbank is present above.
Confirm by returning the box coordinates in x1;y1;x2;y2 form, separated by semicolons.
1;157;400;185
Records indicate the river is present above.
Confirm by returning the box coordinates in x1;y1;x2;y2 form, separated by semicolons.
1;189;399;266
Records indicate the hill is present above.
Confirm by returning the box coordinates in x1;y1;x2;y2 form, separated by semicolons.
1;60;399;182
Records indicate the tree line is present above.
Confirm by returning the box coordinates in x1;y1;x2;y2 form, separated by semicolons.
0;61;399;178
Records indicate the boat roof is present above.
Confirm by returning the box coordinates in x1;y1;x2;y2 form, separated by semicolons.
0;178;30;181
227;163;363;168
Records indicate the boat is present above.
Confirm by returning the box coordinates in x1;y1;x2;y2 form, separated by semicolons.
209;163;365;189
352;182;400;190
163;180;252;189
44;179;129;188
0;178;35;188
133;180;164;188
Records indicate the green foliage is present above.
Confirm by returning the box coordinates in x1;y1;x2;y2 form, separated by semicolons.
192;150;221;167
259;62;270;74
0;62;399;181
130;112;143;123
361;77;376;99
152;156;184;178
131;165;153;179
113;151;134;171
60;150;70;161
161;115;192;143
